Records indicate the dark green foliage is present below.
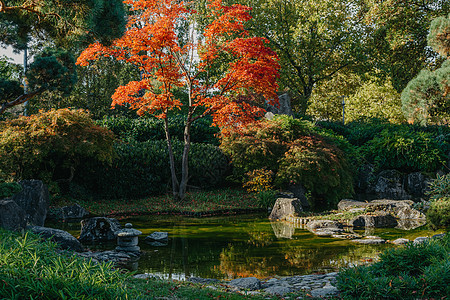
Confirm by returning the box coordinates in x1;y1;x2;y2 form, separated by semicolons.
0;77;23;101
0;229;130;299
74;140;229;199
336;234;450;299
318;119;450;173
98;115;220;145
317;118;393;146
0;0;126;49
0;181;22;199
360;128;447;172
27;48;77;95
221;116;354;209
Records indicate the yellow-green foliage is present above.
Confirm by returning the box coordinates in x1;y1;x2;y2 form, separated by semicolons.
243;168;274;193
0;109;115;183
307;72;405;124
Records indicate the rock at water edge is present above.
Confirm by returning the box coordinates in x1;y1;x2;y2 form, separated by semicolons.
79;217;121;242
269;198;302;220
29;226;84;252
229;277;262;290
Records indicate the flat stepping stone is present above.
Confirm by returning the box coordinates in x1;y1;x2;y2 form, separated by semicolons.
310;286;339;298
264;285;292;296
392;238;410;245
229;277;261;290
351;238;386;244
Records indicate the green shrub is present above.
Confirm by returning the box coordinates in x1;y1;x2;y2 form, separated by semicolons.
427;173;450;200
0;181;22;199
360;128;447;172
0;229;129;299
0;109;115;187
74;140;229;199
98;115;220;145
221;116;354;209
318;118;393;146
427;197;450;229
336;233;450;299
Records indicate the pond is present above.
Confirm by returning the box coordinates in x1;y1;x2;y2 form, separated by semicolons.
47;213;443;280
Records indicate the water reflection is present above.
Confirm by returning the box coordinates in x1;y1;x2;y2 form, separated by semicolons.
46;214;440;280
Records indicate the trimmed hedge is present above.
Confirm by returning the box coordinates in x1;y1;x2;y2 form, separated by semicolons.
97;115;220;145
73;140;229;199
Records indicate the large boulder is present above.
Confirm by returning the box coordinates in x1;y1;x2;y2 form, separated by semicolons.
8;180;50;226
29;226;84;252
0;200;26;231
350;211;398;228
229;277;262;290
269;198;303;220
396;206;426;220
405;172;430;198
374;170;410;200
51;204;89;221
306;220;344;236
306;220;344;231
286;184;311;208
337;199;371;211
79;217;121;242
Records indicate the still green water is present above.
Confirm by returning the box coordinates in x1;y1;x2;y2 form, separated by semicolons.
48;214;444;280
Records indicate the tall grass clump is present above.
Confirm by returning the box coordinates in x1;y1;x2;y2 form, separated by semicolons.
0;229;130;299
336;233;450;299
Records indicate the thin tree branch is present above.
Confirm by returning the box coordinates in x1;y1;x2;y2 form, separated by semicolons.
0;89;43;115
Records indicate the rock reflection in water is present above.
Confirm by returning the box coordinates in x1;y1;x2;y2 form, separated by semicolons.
271;221;295;239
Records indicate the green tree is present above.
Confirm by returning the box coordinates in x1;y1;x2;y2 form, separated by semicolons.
28;57;140;119
239;0;369;113
365;0;450;92
0;48;76;114
307;72;405;123
0;0;126;115
401;13;450;125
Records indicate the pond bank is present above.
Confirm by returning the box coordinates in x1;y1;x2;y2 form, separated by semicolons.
134;272;340;298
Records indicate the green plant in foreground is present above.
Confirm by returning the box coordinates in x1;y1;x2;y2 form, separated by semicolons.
0;230;129;299
336;233;450;299
0;229;284;299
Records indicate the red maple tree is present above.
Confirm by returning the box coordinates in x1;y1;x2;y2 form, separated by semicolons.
77;0;279;201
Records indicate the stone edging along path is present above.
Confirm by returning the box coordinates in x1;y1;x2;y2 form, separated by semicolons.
134;272;340;298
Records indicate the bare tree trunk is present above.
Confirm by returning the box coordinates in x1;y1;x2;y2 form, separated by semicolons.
164;116;180;200
178;109;193;201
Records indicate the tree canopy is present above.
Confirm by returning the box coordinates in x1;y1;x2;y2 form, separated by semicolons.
401;13;450;125
0;0;127;115
237;0;369;113
77;0;279;200
0;0;126;49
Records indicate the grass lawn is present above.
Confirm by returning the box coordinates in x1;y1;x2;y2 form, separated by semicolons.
50;188;264;218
